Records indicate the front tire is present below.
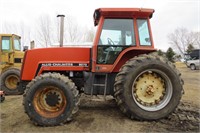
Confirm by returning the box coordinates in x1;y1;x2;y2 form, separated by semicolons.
114;54;183;120
23;73;79;126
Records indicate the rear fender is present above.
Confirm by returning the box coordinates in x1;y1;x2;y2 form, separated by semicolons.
112;48;156;72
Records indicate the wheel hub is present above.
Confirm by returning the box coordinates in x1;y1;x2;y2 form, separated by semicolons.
5;75;19;90
33;86;67;118
45;92;60;107
146;85;155;95
133;72;165;106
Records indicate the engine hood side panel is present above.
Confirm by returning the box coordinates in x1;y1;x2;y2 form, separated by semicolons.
21;47;91;80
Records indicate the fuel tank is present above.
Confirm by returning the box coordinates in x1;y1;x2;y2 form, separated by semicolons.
21;47;91;81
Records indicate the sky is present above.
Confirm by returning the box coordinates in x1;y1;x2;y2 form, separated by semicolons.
0;0;199;51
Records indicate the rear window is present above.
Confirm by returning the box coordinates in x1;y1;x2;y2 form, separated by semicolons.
137;19;151;46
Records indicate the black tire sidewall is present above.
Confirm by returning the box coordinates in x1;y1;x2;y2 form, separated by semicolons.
0;68;20;95
24;77;75;126
123;59;182;120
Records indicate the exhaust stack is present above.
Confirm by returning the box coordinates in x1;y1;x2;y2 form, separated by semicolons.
57;15;65;47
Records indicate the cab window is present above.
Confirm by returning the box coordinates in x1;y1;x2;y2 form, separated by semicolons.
137;19;151;46
2;37;11;51
14;37;21;51
98;19;135;64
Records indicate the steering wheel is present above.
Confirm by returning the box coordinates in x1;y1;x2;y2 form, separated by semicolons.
107;38;115;45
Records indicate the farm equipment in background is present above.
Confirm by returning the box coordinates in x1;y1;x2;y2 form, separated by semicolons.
0;34;25;95
185;49;200;70
20;8;183;126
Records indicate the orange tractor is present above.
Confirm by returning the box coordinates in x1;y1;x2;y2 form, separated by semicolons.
20;8;183;126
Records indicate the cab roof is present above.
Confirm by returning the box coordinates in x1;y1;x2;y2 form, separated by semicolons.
0;34;21;38
94;8;154;26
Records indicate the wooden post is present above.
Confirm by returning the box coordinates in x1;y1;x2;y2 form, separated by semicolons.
30;41;35;49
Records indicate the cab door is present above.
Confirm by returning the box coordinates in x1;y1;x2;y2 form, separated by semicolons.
93;18;136;72
0;36;13;65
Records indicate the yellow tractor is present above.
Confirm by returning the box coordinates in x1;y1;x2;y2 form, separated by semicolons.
0;34;25;95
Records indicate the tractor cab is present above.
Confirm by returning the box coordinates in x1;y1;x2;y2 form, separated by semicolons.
91;8;155;72
0;34;22;68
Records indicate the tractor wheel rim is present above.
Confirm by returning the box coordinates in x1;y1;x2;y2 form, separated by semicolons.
132;69;172;111
5;75;19;90
33;86;67;118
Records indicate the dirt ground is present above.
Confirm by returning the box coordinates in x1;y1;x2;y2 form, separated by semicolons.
0;62;199;132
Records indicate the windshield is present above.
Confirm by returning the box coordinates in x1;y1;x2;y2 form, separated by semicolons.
1;36;11;51
99;19;135;46
14;36;21;51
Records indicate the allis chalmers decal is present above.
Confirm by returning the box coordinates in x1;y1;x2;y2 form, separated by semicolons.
35;63;89;77
41;63;88;67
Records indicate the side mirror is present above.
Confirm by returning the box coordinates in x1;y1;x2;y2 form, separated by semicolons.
23;46;28;51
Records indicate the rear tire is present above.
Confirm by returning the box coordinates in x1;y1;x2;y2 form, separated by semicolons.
23;73;79;126
114;54;183;120
0;68;21;95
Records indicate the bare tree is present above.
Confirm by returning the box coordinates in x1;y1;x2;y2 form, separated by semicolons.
65;16;82;43
35;14;85;47
2;22;19;34
1;14;96;48
52;16;60;44
83;27;95;42
2;21;31;49
192;32;200;48
36;15;53;47
168;27;199;56
19;22;31;48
